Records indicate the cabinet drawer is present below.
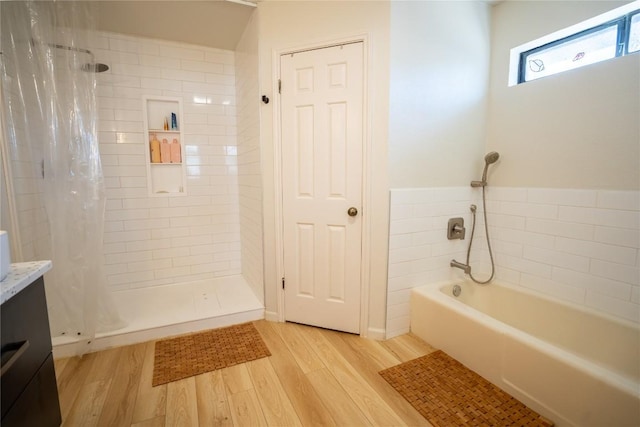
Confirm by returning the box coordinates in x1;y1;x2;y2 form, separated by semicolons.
1;353;61;427
1;277;54;418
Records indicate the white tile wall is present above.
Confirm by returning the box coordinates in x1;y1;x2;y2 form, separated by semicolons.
235;15;264;304
386;187;474;337
387;187;640;338
91;32;242;290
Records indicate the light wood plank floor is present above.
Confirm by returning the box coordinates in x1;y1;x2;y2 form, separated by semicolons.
54;320;438;427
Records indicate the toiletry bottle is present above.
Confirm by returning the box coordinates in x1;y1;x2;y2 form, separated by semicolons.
171;113;177;130
170;138;181;163
164;117;169;131
150;134;161;163
161;138;171;163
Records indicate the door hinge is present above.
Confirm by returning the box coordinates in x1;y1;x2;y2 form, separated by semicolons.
278;79;281;94
282;277;285;289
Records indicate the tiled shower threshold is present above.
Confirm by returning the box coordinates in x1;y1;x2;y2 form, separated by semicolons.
52;275;264;358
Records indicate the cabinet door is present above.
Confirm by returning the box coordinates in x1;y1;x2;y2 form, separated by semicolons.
1;277;55;418
1;354;61;427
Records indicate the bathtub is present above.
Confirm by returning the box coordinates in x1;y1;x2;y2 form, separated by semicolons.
411;281;640;427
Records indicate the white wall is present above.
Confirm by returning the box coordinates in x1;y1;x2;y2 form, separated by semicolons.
488;1;639;190
236;11;264;304
389;1;491;188
256;0;391;336
92;31;242;291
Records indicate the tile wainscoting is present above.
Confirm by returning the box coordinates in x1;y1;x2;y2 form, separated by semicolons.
387;187;640;338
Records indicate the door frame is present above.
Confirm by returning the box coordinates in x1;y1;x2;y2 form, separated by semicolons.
272;34;373;336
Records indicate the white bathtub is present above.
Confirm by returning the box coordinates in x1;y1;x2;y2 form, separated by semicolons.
411;281;640;427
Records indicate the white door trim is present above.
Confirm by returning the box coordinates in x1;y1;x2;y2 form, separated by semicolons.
271;34;372;337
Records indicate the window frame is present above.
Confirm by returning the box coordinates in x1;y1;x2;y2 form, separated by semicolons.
625;10;640;54
515;8;639;85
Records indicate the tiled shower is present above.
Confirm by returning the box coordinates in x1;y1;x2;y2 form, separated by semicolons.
95;28;264;341
4;16;265;351
96;32;250;291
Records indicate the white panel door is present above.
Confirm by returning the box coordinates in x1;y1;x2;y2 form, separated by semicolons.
280;42;364;334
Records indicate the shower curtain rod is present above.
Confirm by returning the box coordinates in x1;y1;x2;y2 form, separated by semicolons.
30;39;96;61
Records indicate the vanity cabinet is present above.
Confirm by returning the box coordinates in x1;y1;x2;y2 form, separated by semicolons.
1;271;61;427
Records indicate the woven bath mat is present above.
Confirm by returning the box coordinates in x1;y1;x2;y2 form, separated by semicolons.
152;322;271;386
380;350;554;427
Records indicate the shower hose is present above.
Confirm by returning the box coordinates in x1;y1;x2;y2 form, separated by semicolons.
466;185;495;285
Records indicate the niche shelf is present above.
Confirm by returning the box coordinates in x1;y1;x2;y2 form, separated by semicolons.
142;96;186;196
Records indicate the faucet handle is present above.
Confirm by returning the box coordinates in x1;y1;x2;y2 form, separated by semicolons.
447;218;466;240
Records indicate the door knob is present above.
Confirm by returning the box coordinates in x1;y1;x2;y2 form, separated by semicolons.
347;207;358;217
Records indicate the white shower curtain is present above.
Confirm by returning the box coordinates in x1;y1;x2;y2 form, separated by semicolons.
0;1;124;354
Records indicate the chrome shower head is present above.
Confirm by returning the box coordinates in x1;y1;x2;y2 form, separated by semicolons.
471;151;501;187
484;151;500;165
81;63;109;73
480;151;500;182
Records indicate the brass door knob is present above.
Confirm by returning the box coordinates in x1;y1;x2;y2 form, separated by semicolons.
347;207;358;217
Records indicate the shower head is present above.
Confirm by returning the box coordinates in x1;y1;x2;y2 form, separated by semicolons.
480;151;500;182
471;151;501;187
81;63;109;73
484;151;500;165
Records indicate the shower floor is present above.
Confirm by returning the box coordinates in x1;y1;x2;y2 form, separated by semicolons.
52;275;264;358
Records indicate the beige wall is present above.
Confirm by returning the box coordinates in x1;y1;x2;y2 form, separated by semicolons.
256;0;391;336
488;1;639;190
389;1;491;188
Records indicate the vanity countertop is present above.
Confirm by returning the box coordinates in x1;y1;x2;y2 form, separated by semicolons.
0;261;52;305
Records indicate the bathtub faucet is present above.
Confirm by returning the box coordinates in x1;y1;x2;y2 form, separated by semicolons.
450;259;471;275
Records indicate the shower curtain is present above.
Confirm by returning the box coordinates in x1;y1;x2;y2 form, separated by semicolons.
0;1;123;354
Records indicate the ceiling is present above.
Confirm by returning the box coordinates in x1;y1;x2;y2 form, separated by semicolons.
94;1;256;51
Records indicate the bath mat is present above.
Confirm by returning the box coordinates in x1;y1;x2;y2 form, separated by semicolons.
152;322;271;386
379;350;554;426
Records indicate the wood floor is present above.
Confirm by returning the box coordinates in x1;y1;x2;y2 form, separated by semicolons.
54;320;438;427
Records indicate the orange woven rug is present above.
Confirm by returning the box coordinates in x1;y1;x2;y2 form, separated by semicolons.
380;350;554;427
152;322;271;386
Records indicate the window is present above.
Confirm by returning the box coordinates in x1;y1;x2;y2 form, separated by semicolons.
511;2;640;85
628;11;640;53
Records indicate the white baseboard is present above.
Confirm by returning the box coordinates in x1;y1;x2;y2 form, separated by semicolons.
264;310;280;322
385;327;410;340
366;327;386;341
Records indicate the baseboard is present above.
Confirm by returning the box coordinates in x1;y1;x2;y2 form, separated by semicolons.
385;327;410;340
366;327;386;341
264;310;280;322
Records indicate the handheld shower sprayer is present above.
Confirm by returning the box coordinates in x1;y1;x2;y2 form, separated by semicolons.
481;151;500;182
451;152;500;285
471;151;500;187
